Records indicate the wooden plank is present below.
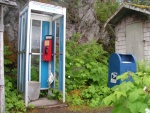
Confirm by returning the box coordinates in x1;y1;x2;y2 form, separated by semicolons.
116;32;125;37
116;40;126;46
116;35;125;41
144;46;150;51
144;41;150;46
115;25;125;32
115;20;125;30
126;17;134;24
0;5;5;113
143;27;150;32
143;36;150;41
115;27;125;34
144;51;150;56
116;49;126;54
145;55;150;60
116;45;126;50
144;22;150;28
144;32;150;37
126;22;144;61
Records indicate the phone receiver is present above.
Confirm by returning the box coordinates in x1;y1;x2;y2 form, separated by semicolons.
45;46;48;54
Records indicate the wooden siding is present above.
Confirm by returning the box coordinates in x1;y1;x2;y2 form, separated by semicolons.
115;14;150;61
126;22;144;61
115;19;126;54
144;22;150;61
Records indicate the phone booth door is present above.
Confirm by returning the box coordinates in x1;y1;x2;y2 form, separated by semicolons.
29;15;51;89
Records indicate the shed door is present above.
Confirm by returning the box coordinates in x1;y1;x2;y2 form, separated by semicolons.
126;22;144;61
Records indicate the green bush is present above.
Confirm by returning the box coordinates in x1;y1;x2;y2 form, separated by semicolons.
103;71;150;113
66;33;108;91
65;33;111;107
5;76;26;113
137;60;150;74
95;1;118;23
4;46;26;112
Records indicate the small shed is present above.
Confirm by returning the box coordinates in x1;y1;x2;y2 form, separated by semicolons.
104;4;150;61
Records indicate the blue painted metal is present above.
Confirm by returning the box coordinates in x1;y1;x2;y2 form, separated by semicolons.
41;21;50;89
23;11;28;93
17;15;22;92
17;10;28;93
108;53;136;88
51;21;56;88
59;17;64;91
21;16;25;92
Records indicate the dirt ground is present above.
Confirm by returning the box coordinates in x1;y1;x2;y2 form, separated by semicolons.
27;105;113;113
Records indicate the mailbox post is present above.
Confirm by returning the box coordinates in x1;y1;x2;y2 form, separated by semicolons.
108;53;136;88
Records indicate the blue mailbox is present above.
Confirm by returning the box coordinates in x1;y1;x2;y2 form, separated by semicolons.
108;53;136;88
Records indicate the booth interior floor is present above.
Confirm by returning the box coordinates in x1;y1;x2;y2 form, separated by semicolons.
29;98;60;107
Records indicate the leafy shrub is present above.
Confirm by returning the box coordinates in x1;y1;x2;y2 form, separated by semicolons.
65;33;111;107
5;76;26;113
4;46;26;112
82;85;112;107
48;88;62;100
66;33;108;91
67;93;84;106
31;66;39;81
103;72;150;113
95;1;118;23
4;46;13;74
137;60;150;74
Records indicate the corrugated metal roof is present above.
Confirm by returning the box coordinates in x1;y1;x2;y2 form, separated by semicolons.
0;0;17;7
104;4;150;28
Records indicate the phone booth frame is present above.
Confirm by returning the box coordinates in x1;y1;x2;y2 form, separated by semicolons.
17;1;66;106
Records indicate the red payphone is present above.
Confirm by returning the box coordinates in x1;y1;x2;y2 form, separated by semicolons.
42;35;52;61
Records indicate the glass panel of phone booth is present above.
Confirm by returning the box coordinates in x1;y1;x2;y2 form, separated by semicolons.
31;20;41;53
21;15;26;92
18;11;28;93
29;16;51;89
30;20;41;82
31;55;39;81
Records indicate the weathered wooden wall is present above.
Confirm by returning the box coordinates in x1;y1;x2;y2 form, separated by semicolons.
115;19;126;54
115;13;150;61
143;22;150;60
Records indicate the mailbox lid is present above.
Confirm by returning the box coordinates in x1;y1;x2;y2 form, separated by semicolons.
119;54;136;63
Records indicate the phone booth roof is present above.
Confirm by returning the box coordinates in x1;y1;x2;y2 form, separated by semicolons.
20;1;66;16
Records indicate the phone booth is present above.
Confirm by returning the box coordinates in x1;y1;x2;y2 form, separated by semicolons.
17;1;66;106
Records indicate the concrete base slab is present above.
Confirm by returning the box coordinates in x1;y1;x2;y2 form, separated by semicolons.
29;98;60;107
